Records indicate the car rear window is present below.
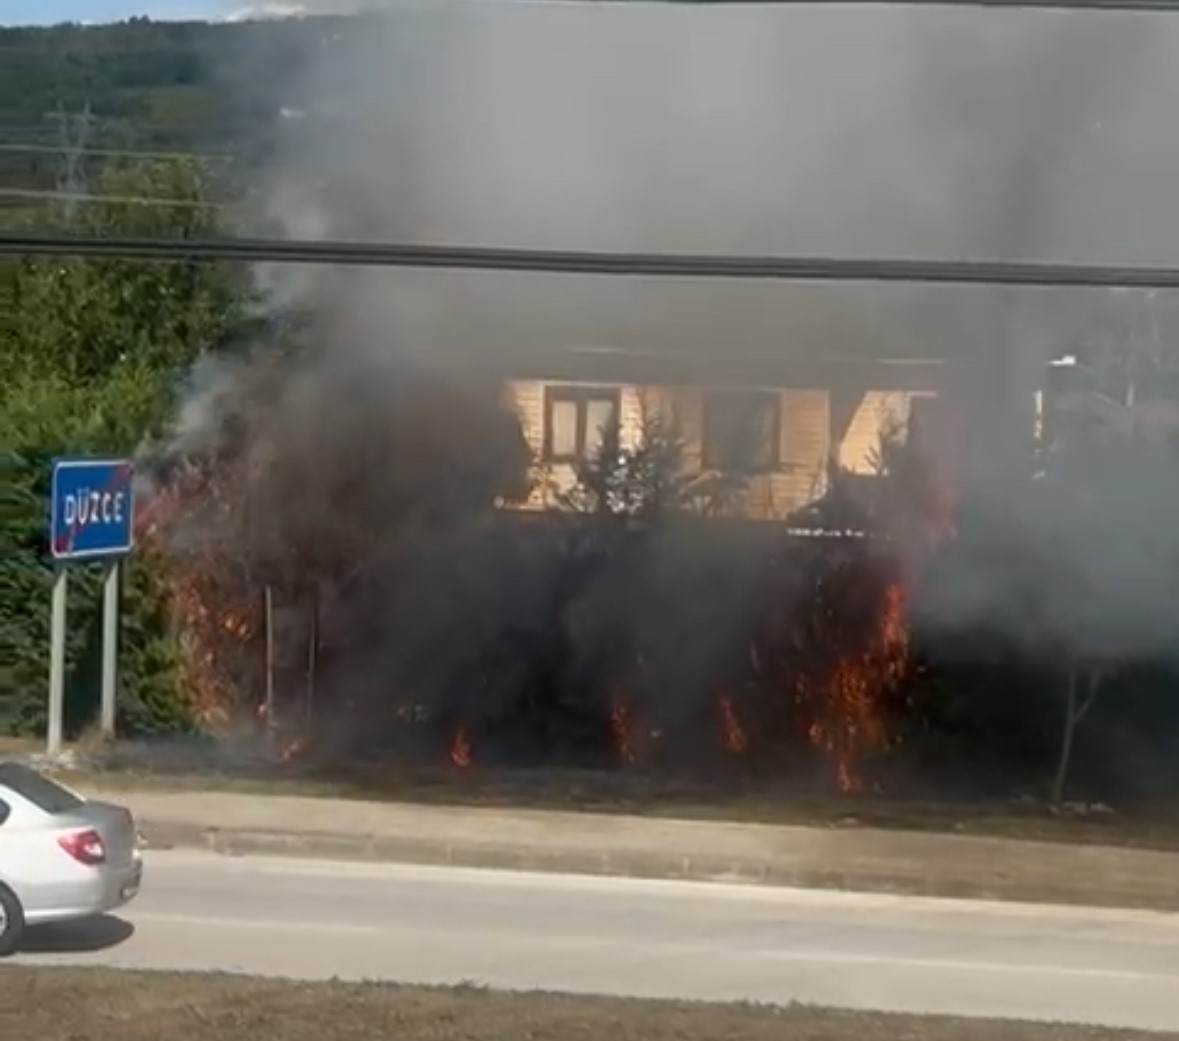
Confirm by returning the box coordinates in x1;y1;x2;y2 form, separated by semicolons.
0;763;84;814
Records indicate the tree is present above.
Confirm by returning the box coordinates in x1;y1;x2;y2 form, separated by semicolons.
558;407;745;520
1028;401;1179;803
2;158;246;738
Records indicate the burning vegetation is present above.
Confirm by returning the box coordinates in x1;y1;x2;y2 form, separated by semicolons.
791;567;909;793
449;727;473;769
137;330;953;793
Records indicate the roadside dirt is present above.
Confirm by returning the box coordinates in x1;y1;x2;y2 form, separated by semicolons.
72;770;1179;851
1;968;1167;1041
7;733;1175;853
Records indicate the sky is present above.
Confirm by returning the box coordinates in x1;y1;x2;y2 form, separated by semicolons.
1;0;237;25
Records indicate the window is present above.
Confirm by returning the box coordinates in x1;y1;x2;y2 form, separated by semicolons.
544;385;620;462
703;390;780;473
0;763;84;815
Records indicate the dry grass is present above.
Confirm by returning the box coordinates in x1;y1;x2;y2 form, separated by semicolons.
0;968;1165;1041
8;735;1179;851
58;766;1179;851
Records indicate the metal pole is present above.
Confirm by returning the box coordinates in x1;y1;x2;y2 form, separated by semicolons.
264;584;276;738
99;559;119;739
47;567;68;756
305;585;317;723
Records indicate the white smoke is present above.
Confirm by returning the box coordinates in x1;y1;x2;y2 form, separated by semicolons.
185;1;1179;662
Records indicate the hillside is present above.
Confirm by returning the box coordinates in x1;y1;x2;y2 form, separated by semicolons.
0;16;344;217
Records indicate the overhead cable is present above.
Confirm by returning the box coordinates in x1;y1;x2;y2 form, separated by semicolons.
2;232;1179;288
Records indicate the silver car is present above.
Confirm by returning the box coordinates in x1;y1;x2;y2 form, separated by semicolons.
0;762;143;955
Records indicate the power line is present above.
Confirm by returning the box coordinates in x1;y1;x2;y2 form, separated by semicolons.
2;0;1179;10
0;143;234;163
666;0;1179;8
3;231;1179;288
0;121;247;141
0;188;225;210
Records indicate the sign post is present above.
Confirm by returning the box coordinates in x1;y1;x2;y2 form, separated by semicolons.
48;458;136;756
47;568;67;755
100;561;120;736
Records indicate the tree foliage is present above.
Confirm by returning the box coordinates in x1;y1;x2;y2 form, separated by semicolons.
2;158;246;737
0;17;335;212
558;408;746;519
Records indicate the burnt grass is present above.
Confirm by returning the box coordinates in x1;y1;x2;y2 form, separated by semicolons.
35;741;1179;852
8;734;1179;851
1;969;1167;1041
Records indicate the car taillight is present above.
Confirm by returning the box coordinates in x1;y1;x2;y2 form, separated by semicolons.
58;829;106;866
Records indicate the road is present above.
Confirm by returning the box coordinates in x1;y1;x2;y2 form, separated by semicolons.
14;849;1179;1032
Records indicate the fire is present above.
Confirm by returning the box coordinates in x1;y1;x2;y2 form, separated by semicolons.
718;694;748;754
835;758;859;795
221;612;252;639
131;400;946;789
610;696;637;766
449;727;473;769
137;463;262;731
802;578;909;793
279;737;306;762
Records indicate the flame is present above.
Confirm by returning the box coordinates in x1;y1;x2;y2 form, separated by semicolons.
449;727;473;769
610;696;637;766
718;694;748;754
221;612;252;639
279;737;306;762
135;421;939;785
802;578;909;793
136;465;263;731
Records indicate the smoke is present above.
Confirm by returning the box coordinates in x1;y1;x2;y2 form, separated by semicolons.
155;2;1179;763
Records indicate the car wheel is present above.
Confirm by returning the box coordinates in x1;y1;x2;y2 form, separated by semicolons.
0;884;25;957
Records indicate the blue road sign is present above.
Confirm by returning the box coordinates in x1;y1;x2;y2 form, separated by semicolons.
50;458;136;562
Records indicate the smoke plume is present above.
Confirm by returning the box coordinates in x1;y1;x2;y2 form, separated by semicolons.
157;2;1179;764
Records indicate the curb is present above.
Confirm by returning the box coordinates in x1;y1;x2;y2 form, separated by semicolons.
139;818;1179;912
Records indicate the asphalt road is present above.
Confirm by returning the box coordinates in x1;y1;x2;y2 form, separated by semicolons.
14;850;1179;1032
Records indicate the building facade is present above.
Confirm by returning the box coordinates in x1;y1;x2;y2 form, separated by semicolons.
502;374;946;520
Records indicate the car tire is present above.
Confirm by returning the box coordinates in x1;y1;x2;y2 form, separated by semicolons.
0;884;25;957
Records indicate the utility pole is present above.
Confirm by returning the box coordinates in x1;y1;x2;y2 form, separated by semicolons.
47;102;97;227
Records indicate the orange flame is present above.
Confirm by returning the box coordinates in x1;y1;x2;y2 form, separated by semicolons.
279;737;307;762
221;612;252;639
718;694;748;754
138;466;263;731
449;727;473;769
610;696;637;766
803;579;910;793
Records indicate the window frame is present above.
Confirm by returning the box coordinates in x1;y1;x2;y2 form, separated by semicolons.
543;384;622;463
702;389;782;474
0;763;84;815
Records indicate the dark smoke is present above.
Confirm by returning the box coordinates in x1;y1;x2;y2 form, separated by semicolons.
149;2;1179;785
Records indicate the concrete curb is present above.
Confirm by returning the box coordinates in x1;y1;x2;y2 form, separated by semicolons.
137;814;1179;912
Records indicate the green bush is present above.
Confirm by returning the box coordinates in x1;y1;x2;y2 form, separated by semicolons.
0;159;245;739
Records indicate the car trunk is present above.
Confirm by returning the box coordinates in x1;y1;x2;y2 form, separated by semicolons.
57;801;139;868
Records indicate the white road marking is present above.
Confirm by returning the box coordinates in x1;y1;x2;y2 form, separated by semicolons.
131;912;383;936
